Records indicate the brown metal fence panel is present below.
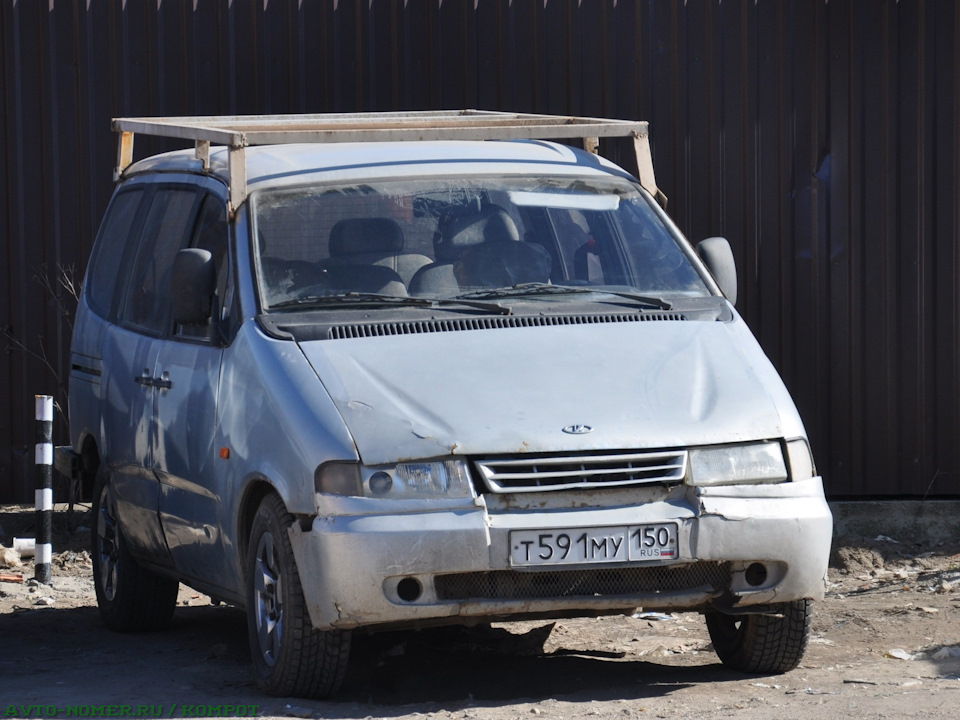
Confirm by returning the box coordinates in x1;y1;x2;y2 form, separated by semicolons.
1;0;959;501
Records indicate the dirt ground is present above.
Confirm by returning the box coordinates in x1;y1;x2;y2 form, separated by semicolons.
1;504;958;720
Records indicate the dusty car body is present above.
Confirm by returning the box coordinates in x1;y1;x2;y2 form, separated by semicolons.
63;112;832;698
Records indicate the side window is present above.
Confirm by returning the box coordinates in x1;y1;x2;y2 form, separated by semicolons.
120;188;201;336
176;195;231;341
191;194;229;307
86;189;144;320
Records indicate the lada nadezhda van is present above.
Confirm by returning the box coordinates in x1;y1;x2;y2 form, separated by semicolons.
68;124;832;698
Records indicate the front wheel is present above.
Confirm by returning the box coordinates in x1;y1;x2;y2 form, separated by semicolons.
705;599;812;674
245;494;351;698
91;468;179;631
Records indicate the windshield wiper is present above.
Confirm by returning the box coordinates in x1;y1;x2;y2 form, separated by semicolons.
270;292;512;315
455;283;672;310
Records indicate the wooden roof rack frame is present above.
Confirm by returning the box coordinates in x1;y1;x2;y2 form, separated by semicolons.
112;110;664;213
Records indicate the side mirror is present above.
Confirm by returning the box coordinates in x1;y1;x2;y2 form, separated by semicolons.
695;237;737;306
172;248;216;326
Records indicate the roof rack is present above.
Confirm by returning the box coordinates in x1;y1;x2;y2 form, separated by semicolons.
112;110;664;212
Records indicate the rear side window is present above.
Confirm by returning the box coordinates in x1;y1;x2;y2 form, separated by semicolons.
85;189;144;319
120;188;201;335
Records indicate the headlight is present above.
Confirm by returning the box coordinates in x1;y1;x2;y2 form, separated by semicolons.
688;442;788;486
316;459;474;499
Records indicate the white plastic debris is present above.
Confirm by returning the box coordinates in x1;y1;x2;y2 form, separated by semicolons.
13;538;35;557
886;649;918;661
0;546;22;568
632;612;676;621
785;688;838;696
932;645;960;660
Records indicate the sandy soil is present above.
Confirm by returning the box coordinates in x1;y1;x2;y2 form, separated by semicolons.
1;504;958;719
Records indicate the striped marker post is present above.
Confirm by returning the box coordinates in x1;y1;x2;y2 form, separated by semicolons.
35;395;54;585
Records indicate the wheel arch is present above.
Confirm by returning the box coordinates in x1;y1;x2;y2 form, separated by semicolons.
237;478;283;572
77;434;102;501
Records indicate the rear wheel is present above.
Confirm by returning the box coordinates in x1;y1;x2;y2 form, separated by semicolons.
91;468;179;631
246;494;351;698
705;599;812;674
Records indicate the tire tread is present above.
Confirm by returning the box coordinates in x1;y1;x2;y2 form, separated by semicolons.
706;599;812;674
247;493;350;698
92;470;179;633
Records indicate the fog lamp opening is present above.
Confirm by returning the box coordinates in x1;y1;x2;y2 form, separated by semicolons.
744;563;768;587
396;577;423;603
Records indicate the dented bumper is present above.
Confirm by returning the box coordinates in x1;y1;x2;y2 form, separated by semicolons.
289;477;832;631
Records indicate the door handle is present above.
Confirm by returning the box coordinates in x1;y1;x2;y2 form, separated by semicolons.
156;371;172;390
134;372;173;390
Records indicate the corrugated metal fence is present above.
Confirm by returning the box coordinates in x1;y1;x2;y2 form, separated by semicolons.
2;0;958;501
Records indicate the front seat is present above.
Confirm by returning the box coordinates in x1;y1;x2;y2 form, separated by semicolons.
410;206;548;295
323;218;431;287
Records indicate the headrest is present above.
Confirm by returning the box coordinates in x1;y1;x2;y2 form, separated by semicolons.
329;218;404;257
435;206;520;262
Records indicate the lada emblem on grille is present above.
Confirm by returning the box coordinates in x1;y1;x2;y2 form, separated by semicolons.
562;424;593;434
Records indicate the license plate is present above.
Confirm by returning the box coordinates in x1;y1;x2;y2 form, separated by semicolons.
509;523;678;567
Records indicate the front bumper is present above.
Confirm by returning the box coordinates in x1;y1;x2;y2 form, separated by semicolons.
289;477;832;631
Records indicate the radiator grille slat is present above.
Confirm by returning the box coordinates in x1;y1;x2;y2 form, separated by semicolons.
476;450;687;493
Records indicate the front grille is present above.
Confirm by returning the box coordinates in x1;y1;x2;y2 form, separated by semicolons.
434;562;730;601
475;450;687;493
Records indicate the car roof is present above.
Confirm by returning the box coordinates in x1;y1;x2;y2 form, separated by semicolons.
123;140;632;193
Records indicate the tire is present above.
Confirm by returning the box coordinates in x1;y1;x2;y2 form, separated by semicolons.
91;468;179;632
246;494;351;698
705;599;812;674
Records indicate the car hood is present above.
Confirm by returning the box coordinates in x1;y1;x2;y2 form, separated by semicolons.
298;317;797;466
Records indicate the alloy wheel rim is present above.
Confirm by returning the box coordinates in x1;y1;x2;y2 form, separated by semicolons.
96;485;120;602
253;531;283;667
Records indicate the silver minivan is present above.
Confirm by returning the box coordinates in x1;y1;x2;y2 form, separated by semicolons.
66;112;832;698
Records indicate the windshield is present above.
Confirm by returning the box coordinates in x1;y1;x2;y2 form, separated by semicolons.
252;174;710;310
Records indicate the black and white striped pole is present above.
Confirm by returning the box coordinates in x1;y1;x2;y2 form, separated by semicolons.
35;395;54;585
